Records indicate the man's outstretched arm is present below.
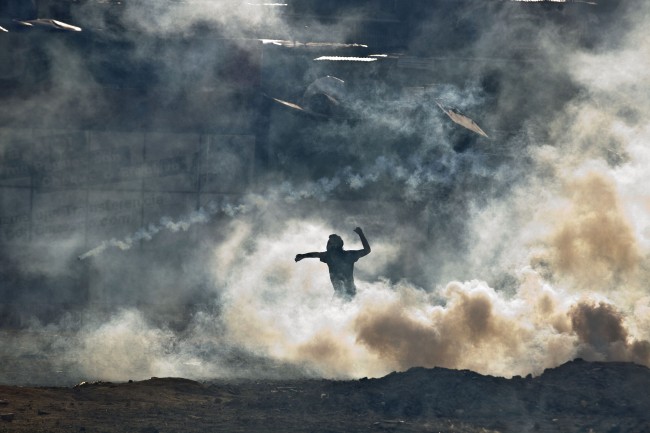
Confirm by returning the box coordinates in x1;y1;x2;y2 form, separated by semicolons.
295;252;324;262
353;227;371;257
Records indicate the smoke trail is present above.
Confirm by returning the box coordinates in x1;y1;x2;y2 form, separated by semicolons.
79;209;209;260
78;149;477;259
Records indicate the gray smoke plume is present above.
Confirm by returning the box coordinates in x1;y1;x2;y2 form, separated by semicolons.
2;0;650;385
569;301;650;364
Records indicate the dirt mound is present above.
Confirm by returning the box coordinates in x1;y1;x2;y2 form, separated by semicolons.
1;359;649;433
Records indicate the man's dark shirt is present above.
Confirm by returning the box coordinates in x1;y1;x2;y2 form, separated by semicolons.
320;249;365;298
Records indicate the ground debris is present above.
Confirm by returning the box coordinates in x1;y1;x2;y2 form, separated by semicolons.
0;360;648;432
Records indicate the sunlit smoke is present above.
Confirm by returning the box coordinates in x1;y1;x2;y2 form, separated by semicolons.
203;224;650;378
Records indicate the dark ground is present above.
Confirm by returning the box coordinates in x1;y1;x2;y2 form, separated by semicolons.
1;359;649;433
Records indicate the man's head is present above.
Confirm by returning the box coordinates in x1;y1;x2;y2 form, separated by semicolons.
327;234;344;251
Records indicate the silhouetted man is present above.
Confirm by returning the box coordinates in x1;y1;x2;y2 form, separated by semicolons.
295;227;371;299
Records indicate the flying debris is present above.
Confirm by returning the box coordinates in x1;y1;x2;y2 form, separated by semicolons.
269;76;349;119
314;56;378;62
269;96;326;117
303;75;346;112
269;76;490;137
14;19;82;32
436;101;488;138
304;76;346;99
259;39;368;49
270;97;306;112
268;96;343;119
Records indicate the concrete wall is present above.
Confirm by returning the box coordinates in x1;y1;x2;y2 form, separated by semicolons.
0;128;255;250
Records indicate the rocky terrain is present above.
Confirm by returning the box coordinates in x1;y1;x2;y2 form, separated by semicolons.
1;359;649;433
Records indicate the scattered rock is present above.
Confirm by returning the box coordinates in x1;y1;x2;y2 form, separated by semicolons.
0;413;15;422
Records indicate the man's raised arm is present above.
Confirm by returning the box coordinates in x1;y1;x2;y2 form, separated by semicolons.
353;227;371;257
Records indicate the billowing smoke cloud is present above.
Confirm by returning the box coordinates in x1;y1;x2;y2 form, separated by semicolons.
548;171;641;288
2;0;650;386
570;300;650;364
